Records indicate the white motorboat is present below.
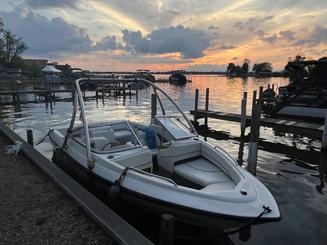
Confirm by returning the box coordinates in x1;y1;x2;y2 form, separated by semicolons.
49;78;280;232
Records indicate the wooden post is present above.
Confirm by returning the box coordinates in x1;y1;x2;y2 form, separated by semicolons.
95;90;98;104
322;112;327;149
151;93;157;119
251;90;257;114
72;92;75;105
12;93;16;104
102;81;105;105
49;92;53;111
194;89;199;122
123;81;126;97
204;88;209;128
27;129;33;146
248;102;261;176
159;214;175;245
136;82;139;101
240;92;247;132
53;92;56;106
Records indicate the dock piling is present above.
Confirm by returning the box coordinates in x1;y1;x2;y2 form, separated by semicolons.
27;129;33;146
204;88;209;128
159;214;175;245
322;113;327;149
151;93;157;119
194;89;199;123
101;81;105;105
240;92;247;132
248;99;261;176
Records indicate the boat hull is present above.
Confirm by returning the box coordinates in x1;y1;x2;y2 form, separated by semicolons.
52;148;280;231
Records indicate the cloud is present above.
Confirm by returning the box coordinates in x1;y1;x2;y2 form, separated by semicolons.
260;34;278;44
122;25;212;59
233;22;243;30
295;25;327;47
208;25;219;30
256;29;265;37
0;8;92;56
232;57;239;60
94;36;121;51
233;16;274;31
217;44;237;50
279;30;296;40
24;0;80;9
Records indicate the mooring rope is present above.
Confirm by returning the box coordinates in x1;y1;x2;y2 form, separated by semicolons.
176;205;272;241
33;129;55;145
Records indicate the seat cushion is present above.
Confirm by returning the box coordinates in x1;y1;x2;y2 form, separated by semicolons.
90;137;109;150
174;157;233;187
201;182;236;192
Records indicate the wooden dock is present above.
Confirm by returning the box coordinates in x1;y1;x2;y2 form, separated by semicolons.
190;109;324;135
190;87;325;140
0;80;141;106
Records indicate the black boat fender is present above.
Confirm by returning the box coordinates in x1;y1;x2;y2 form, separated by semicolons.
108;167;129;206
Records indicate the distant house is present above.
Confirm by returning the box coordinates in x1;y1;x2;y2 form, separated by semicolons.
55;64;72;76
22;59;48;68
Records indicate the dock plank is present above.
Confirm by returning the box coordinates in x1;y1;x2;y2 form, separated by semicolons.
190;109;323;134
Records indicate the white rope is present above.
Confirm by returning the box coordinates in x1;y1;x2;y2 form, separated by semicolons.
5;141;23;155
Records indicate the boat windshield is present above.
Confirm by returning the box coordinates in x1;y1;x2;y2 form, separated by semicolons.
69;77;198;166
153;116;195;140
71;121;142;153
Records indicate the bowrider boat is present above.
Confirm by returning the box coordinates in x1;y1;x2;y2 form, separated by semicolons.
49;78;280;231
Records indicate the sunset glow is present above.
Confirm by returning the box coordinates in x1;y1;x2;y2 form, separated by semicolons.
0;0;326;71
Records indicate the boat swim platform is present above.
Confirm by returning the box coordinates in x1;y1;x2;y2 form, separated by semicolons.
0;122;153;245
190;109;324;136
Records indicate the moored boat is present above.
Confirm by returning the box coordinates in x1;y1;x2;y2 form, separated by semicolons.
49;77;280;232
169;73;187;85
262;58;327;120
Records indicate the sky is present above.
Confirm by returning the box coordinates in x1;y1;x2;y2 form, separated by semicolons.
0;0;326;71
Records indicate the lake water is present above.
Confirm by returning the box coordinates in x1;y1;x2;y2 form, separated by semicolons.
0;75;326;245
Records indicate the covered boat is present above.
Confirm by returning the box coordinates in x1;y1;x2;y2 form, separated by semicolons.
49;77;280;232
169;73;187;85
262;58;327;120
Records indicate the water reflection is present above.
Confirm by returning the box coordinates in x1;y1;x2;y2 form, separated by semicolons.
316;149;327;194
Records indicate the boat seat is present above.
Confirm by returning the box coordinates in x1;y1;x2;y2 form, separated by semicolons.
114;129;133;144
89;126;120;146
174;157;235;187
89;137;109;151
114;147;153;172
201;182;236;192
157;140;201;174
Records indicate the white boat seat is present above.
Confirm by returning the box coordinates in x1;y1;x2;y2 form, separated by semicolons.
201;182;236;192
90;137;109;150
89;127;120;146
114;129;133;144
174;157;235;187
157;140;201;173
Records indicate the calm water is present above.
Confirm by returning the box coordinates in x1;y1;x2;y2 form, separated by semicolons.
0;75;326;245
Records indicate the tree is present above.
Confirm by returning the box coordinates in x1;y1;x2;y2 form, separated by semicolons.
0;18;27;68
241;59;250;74
227;63;236;74
252;62;273;74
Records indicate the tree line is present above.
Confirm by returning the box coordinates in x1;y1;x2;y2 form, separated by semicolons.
0;18;27;69
227;59;273;76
